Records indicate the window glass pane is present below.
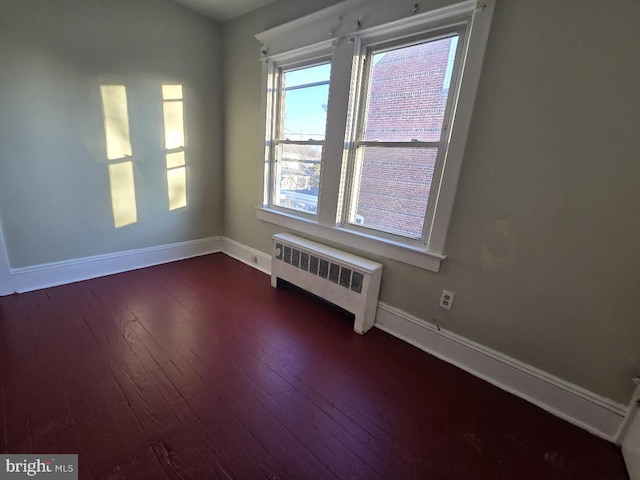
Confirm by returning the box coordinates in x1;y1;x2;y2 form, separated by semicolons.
284;63;331;88
349;146;438;239
274;143;321;214
363;35;458;143
281;64;330;141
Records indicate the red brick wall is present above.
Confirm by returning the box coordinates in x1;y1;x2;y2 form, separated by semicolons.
355;36;454;238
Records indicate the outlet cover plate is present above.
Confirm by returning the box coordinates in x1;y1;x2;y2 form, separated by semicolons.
439;290;455;310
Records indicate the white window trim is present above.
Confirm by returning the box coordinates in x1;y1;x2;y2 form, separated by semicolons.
270;57;332;217
256;206;445;271
341;26;467;246
256;0;495;272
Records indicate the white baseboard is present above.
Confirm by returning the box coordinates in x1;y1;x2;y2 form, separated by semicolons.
221;237;629;444
5;234;631;445
621;384;640;479
375;303;626;442
619;382;640;443
221;237;271;274
10;236;223;293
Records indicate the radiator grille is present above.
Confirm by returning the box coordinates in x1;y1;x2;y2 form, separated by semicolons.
275;242;364;294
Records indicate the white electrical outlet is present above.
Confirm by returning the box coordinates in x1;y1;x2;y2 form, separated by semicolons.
438;290;455;310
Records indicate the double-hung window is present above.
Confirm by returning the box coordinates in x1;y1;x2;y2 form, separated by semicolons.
257;0;495;271
271;62;331;215
345;31;463;242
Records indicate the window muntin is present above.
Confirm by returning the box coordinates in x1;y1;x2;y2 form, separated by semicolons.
272;62;330;215
345;33;462;241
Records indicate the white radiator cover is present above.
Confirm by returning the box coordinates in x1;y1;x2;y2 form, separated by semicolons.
271;233;383;334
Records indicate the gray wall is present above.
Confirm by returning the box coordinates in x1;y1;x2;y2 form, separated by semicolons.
223;0;640;404
0;0;224;267
1;0;638;405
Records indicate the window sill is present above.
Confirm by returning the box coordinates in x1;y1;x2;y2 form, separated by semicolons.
256;207;445;272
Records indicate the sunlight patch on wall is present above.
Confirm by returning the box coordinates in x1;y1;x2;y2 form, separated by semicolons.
100;85;133;160
101;84;138;228
163;86;185;150
162;84;183;101
162;84;187;211
167;167;187;211
108;161;137;228
166;151;185;169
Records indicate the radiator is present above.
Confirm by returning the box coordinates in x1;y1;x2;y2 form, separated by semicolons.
271;233;383;334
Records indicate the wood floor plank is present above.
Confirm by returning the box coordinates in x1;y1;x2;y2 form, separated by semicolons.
0;253;629;480
156;330;342;480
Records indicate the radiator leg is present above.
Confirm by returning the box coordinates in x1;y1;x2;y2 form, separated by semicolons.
353;318;365;335
354;301;377;335
354;312;374;335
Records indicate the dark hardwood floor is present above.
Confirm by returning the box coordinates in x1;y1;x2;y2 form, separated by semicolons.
0;253;628;479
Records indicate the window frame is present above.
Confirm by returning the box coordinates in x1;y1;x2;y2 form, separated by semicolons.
262;46;334;217
341;26;468;246
269;58;332;218
256;0;496;272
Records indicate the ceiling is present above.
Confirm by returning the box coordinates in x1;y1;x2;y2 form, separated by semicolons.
173;0;278;22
